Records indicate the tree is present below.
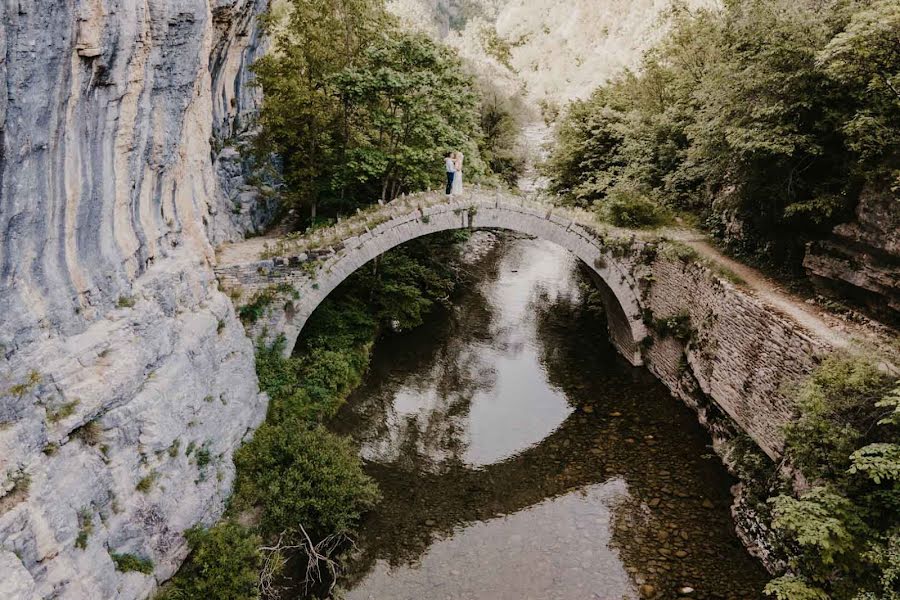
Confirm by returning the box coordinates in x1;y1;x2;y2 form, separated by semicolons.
254;0;487;223
253;0;391;220
817;0;900;177
330;30;482;202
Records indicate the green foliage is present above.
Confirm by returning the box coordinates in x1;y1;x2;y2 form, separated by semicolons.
75;507;93;550
254;0;488;221
110;552;154;575
176;232;468;592
849;444;900;484
764;575;829;600
238;290;276;325
234;424;380;540
597;185;669;228
651;310;693;342
765;354;900;599
783;355;895;482
477;84;526;187
116;296;136;309
162;523;261;599
545;0;900;266
770;487;867;567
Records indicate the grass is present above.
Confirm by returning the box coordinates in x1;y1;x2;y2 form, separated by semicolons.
75;507;93;550
110;552;154;574
7;370;41;398
46;400;80;424
116;296;136;309
136;471;158;493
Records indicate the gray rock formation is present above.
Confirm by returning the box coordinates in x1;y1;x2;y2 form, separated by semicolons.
0;1;269;598
804;185;900;325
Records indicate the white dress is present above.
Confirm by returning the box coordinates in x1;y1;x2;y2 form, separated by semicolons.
451;158;464;195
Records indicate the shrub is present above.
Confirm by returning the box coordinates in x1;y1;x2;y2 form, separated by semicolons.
652;310;693;342
238;291;276;325
110;552;154;575
233;424;379;540
162;523;261;600
783;355;895;482
764;354;900;599
598;187;669;228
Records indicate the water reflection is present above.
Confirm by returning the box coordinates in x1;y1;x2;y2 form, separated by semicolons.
331;236;767;599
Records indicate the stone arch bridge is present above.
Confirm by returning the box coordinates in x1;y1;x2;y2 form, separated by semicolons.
215;188;841;460
216;189;649;365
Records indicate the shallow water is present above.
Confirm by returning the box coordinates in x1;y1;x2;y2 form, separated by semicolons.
330;236;768;600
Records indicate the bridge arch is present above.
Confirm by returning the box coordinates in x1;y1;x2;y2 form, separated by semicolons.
216;191;649;365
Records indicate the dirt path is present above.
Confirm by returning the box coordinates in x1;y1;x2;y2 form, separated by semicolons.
662;228;896;352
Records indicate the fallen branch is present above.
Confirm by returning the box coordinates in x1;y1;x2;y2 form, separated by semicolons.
257;525;351;598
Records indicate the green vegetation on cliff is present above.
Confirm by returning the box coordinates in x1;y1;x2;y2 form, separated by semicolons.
162;232;471;598
545;0;899;271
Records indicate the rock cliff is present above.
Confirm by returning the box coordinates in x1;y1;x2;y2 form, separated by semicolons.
804;185;900;326
0;1;269;598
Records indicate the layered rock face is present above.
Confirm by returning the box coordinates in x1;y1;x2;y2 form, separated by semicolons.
804;186;900;326
0;1;268;598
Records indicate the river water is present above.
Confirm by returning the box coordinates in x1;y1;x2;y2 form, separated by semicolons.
330;235;768;600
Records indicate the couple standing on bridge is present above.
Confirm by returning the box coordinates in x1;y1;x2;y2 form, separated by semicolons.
444;151;465;196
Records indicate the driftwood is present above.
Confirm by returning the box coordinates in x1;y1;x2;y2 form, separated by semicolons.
258;524;349;598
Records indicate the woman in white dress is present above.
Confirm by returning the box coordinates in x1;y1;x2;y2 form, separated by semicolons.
451;151;464;195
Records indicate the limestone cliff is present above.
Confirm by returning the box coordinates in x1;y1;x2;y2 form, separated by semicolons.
804;185;900;326
0;2;268;598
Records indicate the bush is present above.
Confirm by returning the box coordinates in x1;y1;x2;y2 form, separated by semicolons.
764;354;900;599
162;523;261;600
600;190;668;228
545;0;900;268
233;424;379;540
110;552;154;575
598;187;669;228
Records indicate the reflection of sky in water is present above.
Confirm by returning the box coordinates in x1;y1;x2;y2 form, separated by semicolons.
334;236;769;600
344;481;638;600
359;239;577;468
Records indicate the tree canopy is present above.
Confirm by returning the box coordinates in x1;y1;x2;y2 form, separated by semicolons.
545;0;900;267
253;0;488;223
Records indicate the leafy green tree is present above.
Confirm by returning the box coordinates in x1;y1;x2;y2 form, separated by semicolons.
545;0;897;270
254;0;490;224
253;0;390;220
330;30;482;202
477;85;526;187
816;0;900;179
765;355;900;599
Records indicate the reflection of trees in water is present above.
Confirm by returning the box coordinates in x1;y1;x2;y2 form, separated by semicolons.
331;236;506;472
333;243;768;600
532;269;768;599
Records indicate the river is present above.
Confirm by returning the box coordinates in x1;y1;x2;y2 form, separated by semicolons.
329;234;768;600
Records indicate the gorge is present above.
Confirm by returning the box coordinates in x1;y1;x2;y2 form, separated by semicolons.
0;1;897;599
